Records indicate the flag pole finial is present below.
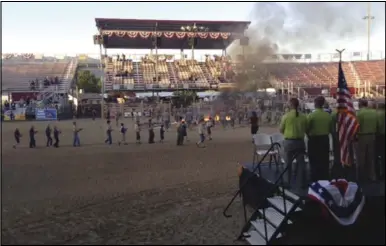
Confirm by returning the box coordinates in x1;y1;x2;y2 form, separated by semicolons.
336;49;345;61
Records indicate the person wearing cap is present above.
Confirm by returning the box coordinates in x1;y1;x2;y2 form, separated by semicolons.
376;102;385;180
356;99;378;182
307;96;333;182
280;98;308;187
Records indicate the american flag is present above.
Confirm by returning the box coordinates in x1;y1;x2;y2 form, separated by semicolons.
336;61;359;166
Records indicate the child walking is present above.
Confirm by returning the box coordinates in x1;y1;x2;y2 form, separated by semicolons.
206;118;213;140
118;123;128;145
148;119;155;144
135;121;141;144
13;128;22;149
104;120;113;145
160;124;165;143
196;119;206;148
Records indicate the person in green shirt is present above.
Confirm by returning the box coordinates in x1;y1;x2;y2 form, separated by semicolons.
376;102;385;180
280;98;308;187
356;99;378;182
307;96;332;182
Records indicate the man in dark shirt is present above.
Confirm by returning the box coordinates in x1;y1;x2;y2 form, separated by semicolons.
29;126;37;148
45;124;53;147
148;119;155;144
92;109;96;121
250;111;259;142
13;128;21;149
53;126;61;148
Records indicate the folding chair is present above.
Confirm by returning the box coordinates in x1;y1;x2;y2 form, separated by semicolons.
279;135;309;186
253;134;280;172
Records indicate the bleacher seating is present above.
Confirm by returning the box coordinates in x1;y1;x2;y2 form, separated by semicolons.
101;54;385;93
265;61;378;88
352;60;385;85
2;61;69;92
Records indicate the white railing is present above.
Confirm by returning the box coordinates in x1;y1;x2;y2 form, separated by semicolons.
348;61;362;88
2;51;385;63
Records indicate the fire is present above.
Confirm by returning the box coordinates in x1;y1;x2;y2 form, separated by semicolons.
203;115;231;121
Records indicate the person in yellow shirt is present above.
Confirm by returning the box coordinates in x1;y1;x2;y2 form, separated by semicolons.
280;98;308;187
376;102;385;180
356;99;378;182
307;96;332;182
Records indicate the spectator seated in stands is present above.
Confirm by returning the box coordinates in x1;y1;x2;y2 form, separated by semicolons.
30;81;36;90
44;77;50;87
55;76;59;84
3;100;10;111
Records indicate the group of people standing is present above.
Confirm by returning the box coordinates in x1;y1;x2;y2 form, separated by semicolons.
279;96;385;187
14;124;61;149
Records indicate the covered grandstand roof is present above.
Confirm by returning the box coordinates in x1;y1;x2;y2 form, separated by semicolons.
95;18;250;50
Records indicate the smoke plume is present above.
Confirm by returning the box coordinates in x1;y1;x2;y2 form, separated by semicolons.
225;2;385;92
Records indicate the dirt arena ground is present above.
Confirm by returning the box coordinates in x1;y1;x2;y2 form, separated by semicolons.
1;118;277;245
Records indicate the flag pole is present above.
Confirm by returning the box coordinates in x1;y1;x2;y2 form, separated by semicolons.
334;49;345;176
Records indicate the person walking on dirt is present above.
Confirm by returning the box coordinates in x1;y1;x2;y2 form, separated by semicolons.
105;120;113;145
53;126;61;148
220;110;226;129
115;112;121;127
118;123;128;145
45;124;53;147
176;117;184;146
160;124;165;143
196;119;206;148
206;117;213;140
135;121;141;144
29;126;37;148
13;128;22;149
250;111;259;142
163;110;170;131
72;122;82;147
92;109;96;121
148;119;155;144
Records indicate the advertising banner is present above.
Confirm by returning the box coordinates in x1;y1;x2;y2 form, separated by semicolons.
3;108;26;121
35;108;57;120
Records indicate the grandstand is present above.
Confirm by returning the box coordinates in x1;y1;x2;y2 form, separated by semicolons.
1;19;384;103
90;18;385;98
94;18;250;92
1;54;77;101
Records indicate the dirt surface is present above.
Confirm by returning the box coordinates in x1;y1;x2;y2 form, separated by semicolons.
1;118;277;245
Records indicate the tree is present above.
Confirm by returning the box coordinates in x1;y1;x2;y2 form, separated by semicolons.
76;70;101;93
172;90;198;107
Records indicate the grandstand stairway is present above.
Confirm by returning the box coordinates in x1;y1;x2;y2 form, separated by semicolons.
348;62;362;88
167;62;178;86
104;61;114;91
199;63;215;84
39;59;77;102
133;62;144;90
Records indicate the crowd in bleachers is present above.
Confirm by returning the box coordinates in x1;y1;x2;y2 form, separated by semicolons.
29;77;60;90
2;61;69;91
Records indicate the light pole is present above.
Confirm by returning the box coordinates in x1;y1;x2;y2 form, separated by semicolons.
181;24;209;60
363;2;375;61
153;22;159;97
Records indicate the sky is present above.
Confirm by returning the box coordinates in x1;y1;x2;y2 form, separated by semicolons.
2;2;385;58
